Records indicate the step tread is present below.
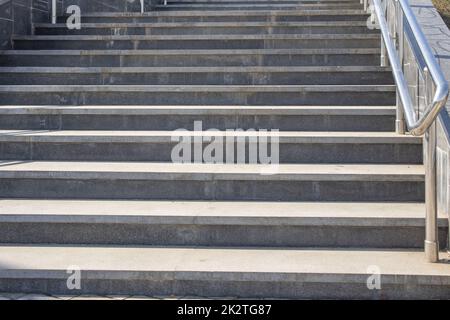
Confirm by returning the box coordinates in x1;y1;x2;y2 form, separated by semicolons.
0;66;390;73
34;21;371;28
0;105;396;115
13;34;379;40
0;48;382;55
0;85;396;92
0;245;449;283
156;5;361;10
71;9;367;17
0;161;424;181
2;200;445;227
0;130;421;144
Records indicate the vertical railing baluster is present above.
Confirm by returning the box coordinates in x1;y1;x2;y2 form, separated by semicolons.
424;67;440;263
396;0;406;134
51;0;57;24
381;0;388;66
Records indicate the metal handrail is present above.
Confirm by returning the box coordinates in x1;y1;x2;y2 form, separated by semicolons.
368;0;449;262
371;0;449;136
52;0;56;24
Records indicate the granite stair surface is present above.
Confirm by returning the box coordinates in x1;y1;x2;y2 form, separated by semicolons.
0;0;448;299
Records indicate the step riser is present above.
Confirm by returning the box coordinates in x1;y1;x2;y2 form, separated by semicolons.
13;38;379;50
0;141;422;163
56;0;365;12
0;179;424;201
0;114;396;131
0;71;393;85
0;223;445;248
160;3;362;7
63;14;369;23
170;0;363;3
1;276;448;299
35;25;378;36
0;53;382;67
157;5;362;10
0;91;396;106
72;0;150;12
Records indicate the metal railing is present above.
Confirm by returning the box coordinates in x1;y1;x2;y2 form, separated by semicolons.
52;0;56;24
364;0;449;262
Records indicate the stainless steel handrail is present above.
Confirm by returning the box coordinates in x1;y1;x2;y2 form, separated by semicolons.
368;0;449;262
52;0;56;24
372;0;448;136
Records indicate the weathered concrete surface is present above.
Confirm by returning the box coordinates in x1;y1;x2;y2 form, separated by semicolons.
0;245;449;299
0;49;384;68
33;21;380;36
0;105;397;131
59;0;161;13
0;162;425;201
0;0;165;50
0;66;394;85
0;130;422;163
0;0;50;49
0;0;445;298
0;200;447;248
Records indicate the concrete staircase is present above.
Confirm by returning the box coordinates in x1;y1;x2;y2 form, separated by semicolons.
0;0;449;299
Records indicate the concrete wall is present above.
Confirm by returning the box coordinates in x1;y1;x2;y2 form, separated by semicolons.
58;0;161;13
0;0;51;49
0;0;163;50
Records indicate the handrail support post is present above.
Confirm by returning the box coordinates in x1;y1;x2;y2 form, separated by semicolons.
51;0;56;24
424;122;439;262
396;96;406;134
380;0;389;66
395;0;406;134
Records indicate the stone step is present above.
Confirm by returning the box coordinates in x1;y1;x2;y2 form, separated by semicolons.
0;200;446;248
0;162;424;201
156;3;362;10
0;245;449;299
60;10;369;23
12;34;380;50
0;130;422;163
34;21;378;36
0;105;397;131
0;66;393;85
170;0;361;3
0;49;382;67
0;85;396;106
